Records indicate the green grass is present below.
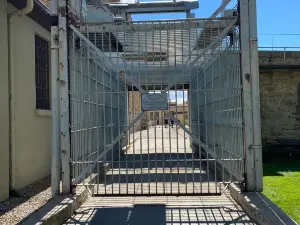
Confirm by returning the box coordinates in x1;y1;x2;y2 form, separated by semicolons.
263;159;300;224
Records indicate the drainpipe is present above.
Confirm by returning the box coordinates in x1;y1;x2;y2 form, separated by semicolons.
51;0;61;197
8;0;34;194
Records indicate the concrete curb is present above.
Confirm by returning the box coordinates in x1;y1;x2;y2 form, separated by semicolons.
229;184;297;225
22;185;92;225
22;173;102;225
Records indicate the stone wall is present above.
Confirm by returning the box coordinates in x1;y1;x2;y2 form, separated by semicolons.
259;51;300;67
260;70;300;143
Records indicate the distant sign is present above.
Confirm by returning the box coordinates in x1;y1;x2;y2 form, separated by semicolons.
141;93;168;111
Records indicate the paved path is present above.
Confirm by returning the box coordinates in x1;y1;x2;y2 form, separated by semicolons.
65;194;255;224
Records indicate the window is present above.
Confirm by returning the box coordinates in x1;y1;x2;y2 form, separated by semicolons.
35;35;50;110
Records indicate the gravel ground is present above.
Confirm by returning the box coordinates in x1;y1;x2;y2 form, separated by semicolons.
0;177;51;225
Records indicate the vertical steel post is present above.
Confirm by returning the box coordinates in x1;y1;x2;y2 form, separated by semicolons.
51;26;61;196
249;0;263;191
51;0;60;197
58;0;71;194
239;0;255;191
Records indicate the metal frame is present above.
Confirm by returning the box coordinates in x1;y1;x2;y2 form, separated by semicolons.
239;0;262;191
52;0;263;196
58;0;71;194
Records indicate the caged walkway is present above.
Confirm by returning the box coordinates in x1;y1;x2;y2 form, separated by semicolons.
54;0;266;223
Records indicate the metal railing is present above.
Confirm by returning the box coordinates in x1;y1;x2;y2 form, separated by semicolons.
258;47;300;65
258;34;300;49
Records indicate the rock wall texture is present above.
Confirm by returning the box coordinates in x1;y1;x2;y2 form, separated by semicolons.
260;70;300;142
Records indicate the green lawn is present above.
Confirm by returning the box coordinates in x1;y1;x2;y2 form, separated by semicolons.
263;159;300;224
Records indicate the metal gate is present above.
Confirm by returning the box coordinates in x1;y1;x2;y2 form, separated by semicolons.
66;13;250;196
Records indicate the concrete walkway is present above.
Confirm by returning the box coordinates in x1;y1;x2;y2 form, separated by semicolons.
65;194;255;224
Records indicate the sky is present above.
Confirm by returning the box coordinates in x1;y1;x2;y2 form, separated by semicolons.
131;0;300;49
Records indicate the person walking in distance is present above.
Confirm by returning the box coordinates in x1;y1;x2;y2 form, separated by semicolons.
164;118;168;128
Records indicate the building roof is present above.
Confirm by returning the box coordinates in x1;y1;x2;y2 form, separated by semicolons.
8;0;52;31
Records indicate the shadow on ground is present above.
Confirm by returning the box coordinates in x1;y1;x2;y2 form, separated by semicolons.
66;204;254;225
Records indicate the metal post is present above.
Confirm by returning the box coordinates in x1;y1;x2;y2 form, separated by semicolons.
239;0;255;191
58;0;71;194
51;26;60;196
249;0;263;192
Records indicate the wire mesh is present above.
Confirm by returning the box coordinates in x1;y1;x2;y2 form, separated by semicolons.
69;26;128;186
78;18;237;86
68;16;243;195
190;26;244;183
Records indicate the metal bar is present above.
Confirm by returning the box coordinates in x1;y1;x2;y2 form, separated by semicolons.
161;84;165;194
166;112;243;181
87;29;92;187
74;112;144;184
183;89;187;193
226;54;232;182
69;25;147;94
95;24;100;195
80;20;231;32
59;0;71;194
109;28;114;194
51;26;60;196
249;0;263;192
163;18;238;92
211;0;232;18
195;26;202;194
123;22;129;195
132;84;136;194
72;158;242;164
239;0;255;191
125;98;129;194
116;22;121;195
175;88;179;193
211;52;217;194
168;90;172;194
146;84;150;194
188;90;194;194
79;29;84;188
137;23;143;195
203;54;209;194
71;28;78;187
